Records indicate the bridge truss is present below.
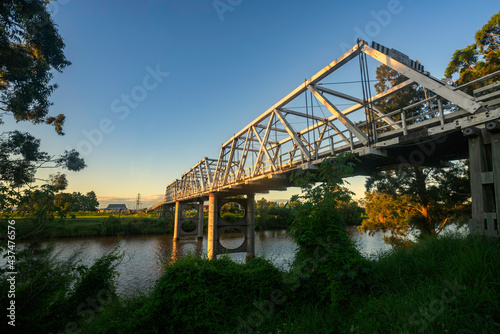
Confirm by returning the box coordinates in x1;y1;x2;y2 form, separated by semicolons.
154;40;499;205
152;40;500;257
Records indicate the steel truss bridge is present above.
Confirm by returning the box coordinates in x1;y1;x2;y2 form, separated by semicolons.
152;40;500;259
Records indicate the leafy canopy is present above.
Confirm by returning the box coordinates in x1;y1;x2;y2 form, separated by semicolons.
360;163;470;246
0;0;86;213
445;10;500;87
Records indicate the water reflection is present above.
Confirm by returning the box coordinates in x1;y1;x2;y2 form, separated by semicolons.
170;238;204;262
9;228;391;296
346;226;392;258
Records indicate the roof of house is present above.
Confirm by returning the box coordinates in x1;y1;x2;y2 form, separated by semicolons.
105;204;128;210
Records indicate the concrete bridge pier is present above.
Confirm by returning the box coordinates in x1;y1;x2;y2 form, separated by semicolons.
173;201;181;241
465;121;500;237
173;200;205;241
207;193;255;260
245;193;255;260
197;200;204;239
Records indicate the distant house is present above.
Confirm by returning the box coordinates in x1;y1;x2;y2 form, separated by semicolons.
99;204;129;213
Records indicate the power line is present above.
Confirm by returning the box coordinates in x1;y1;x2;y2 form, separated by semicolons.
318;79;378;85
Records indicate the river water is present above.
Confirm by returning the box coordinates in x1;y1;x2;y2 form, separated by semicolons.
16;227;392;296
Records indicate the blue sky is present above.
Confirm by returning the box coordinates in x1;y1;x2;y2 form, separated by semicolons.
8;0;499;208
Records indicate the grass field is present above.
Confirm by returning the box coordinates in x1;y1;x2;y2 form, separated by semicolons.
1;210;292;240
1;212;174;239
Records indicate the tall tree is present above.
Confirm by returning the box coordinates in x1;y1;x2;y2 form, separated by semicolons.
0;0;85;212
359;162;470;246
360;60;471;245
48;172;67;192
85;191;99;211
288;154;369;306
445;11;500;88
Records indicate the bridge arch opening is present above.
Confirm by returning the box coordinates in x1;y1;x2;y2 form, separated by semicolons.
182;204;198;219
219;227;246;250
220;201;245;223
181;220;197;233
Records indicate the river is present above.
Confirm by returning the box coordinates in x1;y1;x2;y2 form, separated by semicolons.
15;227;392;296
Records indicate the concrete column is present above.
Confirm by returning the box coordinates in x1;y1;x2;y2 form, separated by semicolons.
468;135;484;234
197;200;204;239
207;193;218;260
171;237;179;262
174;201;181;241
246;193;255;260
490;132;500;236
467;126;499;237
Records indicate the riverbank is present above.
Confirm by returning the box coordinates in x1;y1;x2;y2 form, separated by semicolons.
79;234;500;333
5;233;498;333
0;212;294;240
1;214;173;240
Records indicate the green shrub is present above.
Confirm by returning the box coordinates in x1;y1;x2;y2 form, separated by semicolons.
139;255;283;333
0;244;123;334
349;235;500;333
287;154;370;306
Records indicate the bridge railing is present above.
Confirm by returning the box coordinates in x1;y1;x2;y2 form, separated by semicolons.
156;42;499;205
363;70;500;141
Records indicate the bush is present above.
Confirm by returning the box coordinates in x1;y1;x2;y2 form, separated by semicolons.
349;235;500;333
0;244;122;333
287;154;370;306
130;255;284;333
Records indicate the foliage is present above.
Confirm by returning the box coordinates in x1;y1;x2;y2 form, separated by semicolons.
12;186;100;235
52;190;100;213
338;199;365;226
0;243;122;333
1;0;69;126
287;154;370;306
373;64;427;126
255;197;294;229
360;161;471;245
220;199;245;222
349;234;500;333
445;10;500;88
100;215;141;236
49;172;68;192
0;0;85;215
362;52;472;246
101;255;284;334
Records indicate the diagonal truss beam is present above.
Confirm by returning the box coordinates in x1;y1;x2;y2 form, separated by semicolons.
361;44;483;114
222;139;237;186
252;114;277;177
315;85;401;129
236;128;252;181
222;42;364;148
308;85;369;145
280;108;350;144
274;109;312;161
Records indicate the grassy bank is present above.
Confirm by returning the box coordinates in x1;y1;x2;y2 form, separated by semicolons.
2;231;499;333
77;234;499;334
0;213;175;239
1;210;294;240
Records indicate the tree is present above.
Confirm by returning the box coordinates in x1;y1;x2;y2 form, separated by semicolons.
445;11;500;88
360;56;471;245
49;172;67;192
0;0;85;213
54;192;72;217
84;191;99;211
1;0;69;129
288;154;369;306
359;162;470;246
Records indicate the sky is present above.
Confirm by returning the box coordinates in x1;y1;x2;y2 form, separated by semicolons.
7;0;499;209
